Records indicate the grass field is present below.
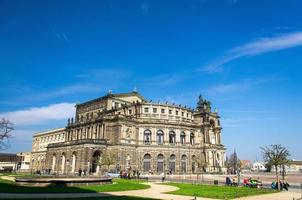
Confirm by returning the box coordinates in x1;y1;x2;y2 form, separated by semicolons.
165;182;278;199
0;177;149;193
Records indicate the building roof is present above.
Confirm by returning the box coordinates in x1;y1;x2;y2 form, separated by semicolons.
33;127;65;137
111;91;146;100
76;91;146;107
0;153;21;162
288;160;302;165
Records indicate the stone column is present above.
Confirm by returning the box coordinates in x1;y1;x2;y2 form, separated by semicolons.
102;124;105;139
96;124;100;139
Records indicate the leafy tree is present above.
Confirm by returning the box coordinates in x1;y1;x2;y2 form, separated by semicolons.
0;118;14;151
261;144;290;189
98;149;117;172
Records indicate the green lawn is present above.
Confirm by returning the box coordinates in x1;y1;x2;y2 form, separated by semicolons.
165;182;278;199
0;178;150;193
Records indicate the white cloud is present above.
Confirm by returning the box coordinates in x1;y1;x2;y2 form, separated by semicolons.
11;129;36;139
222;117;278;128
76;68;129;79
205;78;276;95
222;118;258;127
201;32;302;72
0;103;75;126
146;74;188;87
35;84;100;100
0;68;130;106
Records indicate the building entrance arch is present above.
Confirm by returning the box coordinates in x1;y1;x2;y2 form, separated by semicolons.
92;151;101;173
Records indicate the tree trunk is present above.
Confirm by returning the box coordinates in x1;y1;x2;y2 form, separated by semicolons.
275;165;280;190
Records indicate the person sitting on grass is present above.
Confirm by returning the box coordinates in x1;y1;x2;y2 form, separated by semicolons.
243;178;250;187
271;181;276;189
225;176;232;186
250;179;258;188
232;176;238;186
281;181;290;191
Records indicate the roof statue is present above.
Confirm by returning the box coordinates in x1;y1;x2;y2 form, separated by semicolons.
197;94;212;111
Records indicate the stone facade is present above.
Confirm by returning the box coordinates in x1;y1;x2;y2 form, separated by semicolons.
31;91;226;175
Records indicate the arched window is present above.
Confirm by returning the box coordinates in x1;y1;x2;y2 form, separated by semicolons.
210;130;216;144
169;131;175;144
169;154;176;174
144;130;151;144
71;152;76;173
92;151;101;173
157;130;164;144
181;155;187;173
157;154;164;173
208;151;213;165
52;153;56;171
180;132;186;145
190;132;195;145
61;153;66;173
210;119;215;127
126;155;131;169
143;154;151;172
192;155;196;173
216;153;221;167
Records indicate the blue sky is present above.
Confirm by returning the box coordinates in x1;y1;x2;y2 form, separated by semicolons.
0;0;302;160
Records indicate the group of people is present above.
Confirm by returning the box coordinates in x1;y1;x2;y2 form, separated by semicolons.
243;177;262;188
226;175;290;191
225;176;238;186
78;168;87;176
271;181;290;191
34;169;52;175
119;169;141;179
226;176;263;188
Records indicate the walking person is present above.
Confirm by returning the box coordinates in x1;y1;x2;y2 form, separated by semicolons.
161;172;165;182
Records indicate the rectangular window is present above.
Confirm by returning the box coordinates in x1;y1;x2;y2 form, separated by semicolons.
161;109;165;114
182;112;184;117
144;107;149;113
129;109;132;114
187;113;189;117
176;110;179;115
169;110;172;115
153;108;157;113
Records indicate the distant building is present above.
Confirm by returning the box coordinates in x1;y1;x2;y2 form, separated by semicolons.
286;160;302;172
270;160;302;173
17;152;31;172
240;160;252;171
31;91;226;175
0;153;21;172
251;162;266;172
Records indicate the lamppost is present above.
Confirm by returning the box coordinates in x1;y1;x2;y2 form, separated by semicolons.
237;168;241;186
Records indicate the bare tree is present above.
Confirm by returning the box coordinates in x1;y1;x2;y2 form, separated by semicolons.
192;152;208;182
0;118;14;151
225;151;241;174
261;144;290;189
193;153;207;173
98;149;117;172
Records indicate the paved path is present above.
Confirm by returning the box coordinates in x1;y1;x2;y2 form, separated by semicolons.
0;182;301;200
